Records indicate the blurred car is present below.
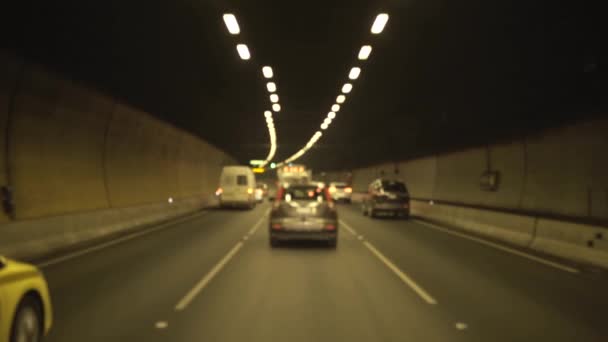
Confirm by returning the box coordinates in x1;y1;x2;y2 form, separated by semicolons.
362;179;410;218
328;182;352;203
254;184;266;203
269;184;338;248
267;182;278;201
0;256;52;342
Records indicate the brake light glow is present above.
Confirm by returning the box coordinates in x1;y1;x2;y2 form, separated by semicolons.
271;223;282;230
215;188;223;196
345;187;353;193
329;186;337;193
325;223;336;231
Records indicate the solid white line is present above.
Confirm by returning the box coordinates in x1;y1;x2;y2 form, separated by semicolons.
338;220;358;236
363;241;438;305
174;242;244;311
412;219;580;274
38;211;209;268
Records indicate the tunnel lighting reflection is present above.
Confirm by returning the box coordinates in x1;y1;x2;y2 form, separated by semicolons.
262;66;273;78
264;110;272;118
328;112;336;119
272;103;281;112
336;95;346;104
321;123;328;130
331;104;340;112
358;45;372;60
266;82;277;92
236;44;251;60
371;13;389;34
222;14;240;34
342;83;353;94
349;67;361;80
168;197;174;204
270;94;279;103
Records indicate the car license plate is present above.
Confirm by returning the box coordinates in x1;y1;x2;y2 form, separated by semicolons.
297;208;311;214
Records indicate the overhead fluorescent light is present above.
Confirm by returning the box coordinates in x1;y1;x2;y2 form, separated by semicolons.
328;112;336;119
264;111;272;118
236;44;251;60
331;104;340;112
358;45;372;60
324;118;332;125
349;67;361;80
222;14;240;35
371;13;389;34
262;66;273;78
336;95;346;104
270;94;279;103
266;82;276;92
321;123;328;130
342;83;353;94
272;103;281;112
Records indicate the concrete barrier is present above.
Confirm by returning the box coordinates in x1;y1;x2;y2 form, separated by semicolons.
0;196;217;261
0;52;234;260
531;219;608;268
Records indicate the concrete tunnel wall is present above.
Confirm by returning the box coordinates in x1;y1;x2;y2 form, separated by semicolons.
0;52;236;259
343;117;608;268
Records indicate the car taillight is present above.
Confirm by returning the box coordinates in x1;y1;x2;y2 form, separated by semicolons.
329;186;337;193
215;188;223;196
247;188;253;194
271;223;282;230
325;223;336;231
345;187;352;193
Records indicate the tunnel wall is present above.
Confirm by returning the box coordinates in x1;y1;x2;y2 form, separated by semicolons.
348;117;608;268
0;52;235;259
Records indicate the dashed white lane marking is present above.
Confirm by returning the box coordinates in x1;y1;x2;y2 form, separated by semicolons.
243;236;249;241
363;241;438;305
175;241;244;311
340;218;437;304
38;211;210;268
455;322;468;330
174;211;268;311
339;220;358;236
155;321;169;329
413;219;580;274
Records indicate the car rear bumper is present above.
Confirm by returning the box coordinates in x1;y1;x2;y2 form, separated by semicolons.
271;230;337;241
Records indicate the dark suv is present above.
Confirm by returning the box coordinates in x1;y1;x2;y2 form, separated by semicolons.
362;179;410;219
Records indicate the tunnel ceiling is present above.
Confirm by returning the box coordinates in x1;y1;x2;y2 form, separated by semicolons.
5;0;605;171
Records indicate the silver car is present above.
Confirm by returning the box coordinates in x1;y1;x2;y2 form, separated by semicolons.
269;184;338;248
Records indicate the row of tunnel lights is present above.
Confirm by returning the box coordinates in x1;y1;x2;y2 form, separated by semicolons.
278;13;389;166
222;14;280;167
223;13;390;168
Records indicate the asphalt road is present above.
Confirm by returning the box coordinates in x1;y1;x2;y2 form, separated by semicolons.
39;202;608;342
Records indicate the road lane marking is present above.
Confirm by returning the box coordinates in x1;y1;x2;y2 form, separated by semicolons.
363;241;438;305
248;209;270;236
338;220;358;236
455;322;468;331
413;219;580;274
174;212;268;311
155;321;169;329
175;242;244;311
38;211;210;268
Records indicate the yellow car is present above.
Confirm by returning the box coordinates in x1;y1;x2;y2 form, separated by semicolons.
0;256;52;342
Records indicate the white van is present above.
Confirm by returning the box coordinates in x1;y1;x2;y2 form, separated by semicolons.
217;166;256;209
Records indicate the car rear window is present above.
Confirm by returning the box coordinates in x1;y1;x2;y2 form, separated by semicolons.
237;175;248;186
280;186;326;201
381;181;408;193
